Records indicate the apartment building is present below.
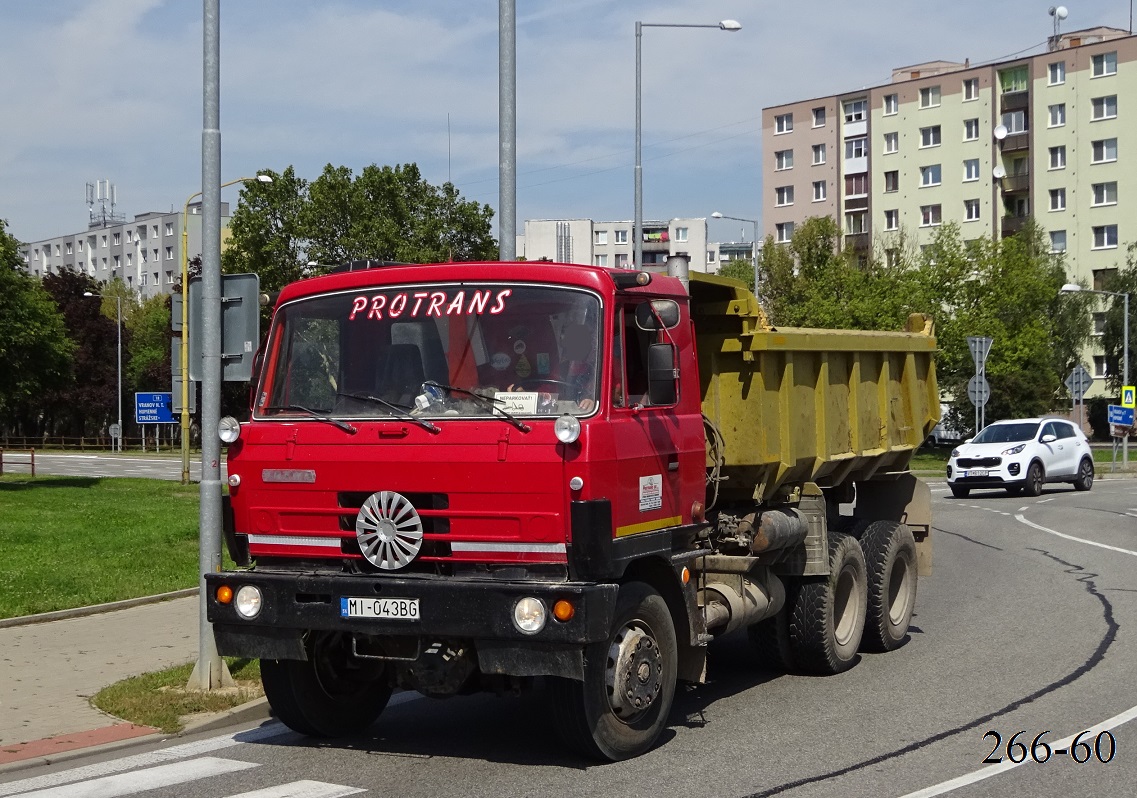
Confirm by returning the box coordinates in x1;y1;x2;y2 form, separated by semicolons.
763;26;1135;383
518;218;718;273
19;203;230;300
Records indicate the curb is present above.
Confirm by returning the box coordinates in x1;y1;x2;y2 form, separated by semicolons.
0;588;198;629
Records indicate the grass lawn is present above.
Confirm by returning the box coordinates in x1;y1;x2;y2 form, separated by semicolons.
0;475;200;619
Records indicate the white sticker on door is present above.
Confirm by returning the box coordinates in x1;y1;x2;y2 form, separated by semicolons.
639;474;662;512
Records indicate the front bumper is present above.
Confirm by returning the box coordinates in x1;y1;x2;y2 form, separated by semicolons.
206;569;617;656
947;458;1024;489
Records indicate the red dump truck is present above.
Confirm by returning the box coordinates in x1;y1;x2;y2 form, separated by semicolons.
206;258;938;761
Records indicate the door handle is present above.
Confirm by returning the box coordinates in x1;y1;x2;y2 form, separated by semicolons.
668;457;679;472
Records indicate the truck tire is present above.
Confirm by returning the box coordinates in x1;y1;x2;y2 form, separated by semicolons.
550;582;677;761
261;631;392;737
786;532;867;674
859;521;917;652
748;607;794;672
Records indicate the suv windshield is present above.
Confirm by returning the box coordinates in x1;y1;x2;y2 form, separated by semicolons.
256;283;602;420
972;422;1040;444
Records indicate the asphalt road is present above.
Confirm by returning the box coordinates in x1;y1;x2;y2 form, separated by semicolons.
3;479;1136;797
16;452;226;482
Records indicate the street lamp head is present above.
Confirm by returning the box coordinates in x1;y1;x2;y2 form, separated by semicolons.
1060;283;1082;293
719;19;742;31
83;291;97;297
255;174;273;183
711;211;724;219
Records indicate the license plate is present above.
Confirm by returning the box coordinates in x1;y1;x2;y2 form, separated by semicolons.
965;469;988;477
340;596;420;620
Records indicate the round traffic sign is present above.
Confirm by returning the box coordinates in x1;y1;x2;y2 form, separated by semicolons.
967;375;990;407
109;423;122;438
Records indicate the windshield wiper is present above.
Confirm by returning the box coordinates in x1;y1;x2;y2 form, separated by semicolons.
264;404;357;435
336;392;441;434
423;381;531;433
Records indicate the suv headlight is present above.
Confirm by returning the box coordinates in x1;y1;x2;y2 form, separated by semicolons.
1002;444;1026;455
950;448;961;459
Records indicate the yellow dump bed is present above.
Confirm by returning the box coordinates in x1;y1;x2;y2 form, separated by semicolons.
690;273;939;503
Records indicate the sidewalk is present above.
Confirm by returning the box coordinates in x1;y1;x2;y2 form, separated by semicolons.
0;595;200;755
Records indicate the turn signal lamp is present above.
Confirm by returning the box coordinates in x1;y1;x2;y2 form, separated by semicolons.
215;585;234;604
681;566;690;585
553;599;575;622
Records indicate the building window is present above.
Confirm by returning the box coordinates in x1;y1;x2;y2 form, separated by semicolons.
1092;51;1118;77
1094;356;1108;378
112;232;121;245
65;242;73;255
1050;230;1067;253
113;255;121;268
883;132;898;154
1002;110;1027;134
775;149;794;170
100;257;107;269
963;159;980;181
1093;312;1106;336
812;106;826;127
919;86;941;108
1092;181;1118;206
845;173;868;197
594;230;608;245
675;227;688;242
1049;145;1066;169
881;94;897;116
1094;268;1118;291
1000;65;1028;93
775;186;794;206
705;251;715;264
965;198;981;221
920;164;942;187
963;78;980;101
594;254;608;266
616;253;629;268
167;271;175;284
921;205;942;226
775;113;793;134
152;248;158;262
920;125;941;148
964;118;980;141
1092;95;1118;120
126;253;133;266
775;222;794;243
125;230;132;243
1049;188;1066;211
151;225;158;237
615;229;628;244
884;209;899;231
812;143;826;165
845;212;867;234
884;170;899;193
1048;103;1066;127
1092;138;1118;163
77;240;84;252
845;137;867;159
165;246;174;260
843;99;867;123
141;273;148;287
1046;62;1065;86
813;180;827;201
101;235;108;248
1093;225;1119;249
164;223;173;236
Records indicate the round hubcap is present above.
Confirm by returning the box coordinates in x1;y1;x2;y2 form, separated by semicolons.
605;625;663;720
833;565;862;646
356;491;424;570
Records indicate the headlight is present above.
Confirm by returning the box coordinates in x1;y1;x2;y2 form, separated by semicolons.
1002;444;1026;455
234;585;263;619
554;414;581;444
512;597;547;634
950;448;961;459
219;416;241;444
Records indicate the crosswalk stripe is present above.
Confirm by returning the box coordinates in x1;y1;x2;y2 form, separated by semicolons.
225;780;366;798
0;723;288;797
14;757;257;798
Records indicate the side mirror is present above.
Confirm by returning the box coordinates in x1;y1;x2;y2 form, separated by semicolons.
646;343;677;406
1041;433;1057;444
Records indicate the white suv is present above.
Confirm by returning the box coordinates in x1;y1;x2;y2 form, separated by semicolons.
946;418;1094;498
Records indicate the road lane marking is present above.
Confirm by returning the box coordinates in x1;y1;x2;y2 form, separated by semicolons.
15;757;257;798
226;781;366;798
898;704;1137;798
1014;515;1137;557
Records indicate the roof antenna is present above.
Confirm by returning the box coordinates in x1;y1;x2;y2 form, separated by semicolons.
1048;5;1068;51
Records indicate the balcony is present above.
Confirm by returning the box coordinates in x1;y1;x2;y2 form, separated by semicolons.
1000;90;1029;113
845;232;871;251
844;196;869;211
1000;173;1030;193
1000;132;1030;152
1001;215;1029;236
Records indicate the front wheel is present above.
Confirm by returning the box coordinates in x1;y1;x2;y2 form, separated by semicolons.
1074;457;1094;491
261;631;392;737
550;582;678;761
949;485;970;498
1023;462;1044;497
859;521;917;652
786;532;868;674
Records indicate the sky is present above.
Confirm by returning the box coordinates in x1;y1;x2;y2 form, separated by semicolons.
2;0;1133;248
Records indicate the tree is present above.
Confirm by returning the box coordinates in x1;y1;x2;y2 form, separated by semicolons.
0;220;73;434
1096;242;1137;395
127;293;172;392
716;258;755;292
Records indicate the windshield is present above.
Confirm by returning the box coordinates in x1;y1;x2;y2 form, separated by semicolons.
255;283;602;420
972;422;1040;444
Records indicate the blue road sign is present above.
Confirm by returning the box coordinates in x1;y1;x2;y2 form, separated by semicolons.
136;392;175;424
1107;404;1134;426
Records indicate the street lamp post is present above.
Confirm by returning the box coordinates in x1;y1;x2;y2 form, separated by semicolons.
635;19;741;269
711;211;759;289
84;291;123;453
1061;283;1130;468
180;174;272;485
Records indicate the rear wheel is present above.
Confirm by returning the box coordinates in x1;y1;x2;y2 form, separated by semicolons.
786;532;867;674
949;485;970;498
1023;462;1044;497
1074;457;1094;491
748;606;794;672
261;631;392;737
550;582;677;761
859;521;917;652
